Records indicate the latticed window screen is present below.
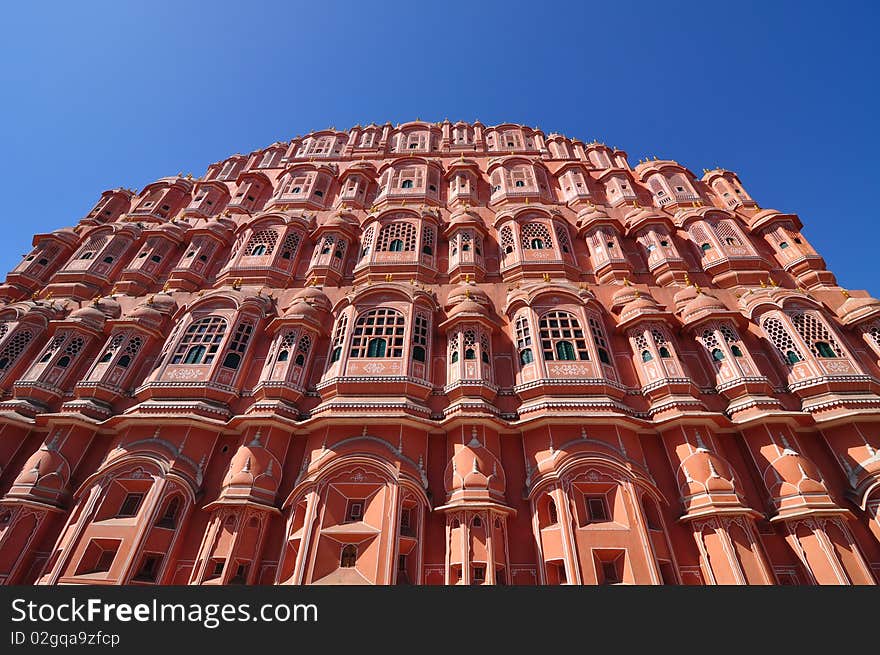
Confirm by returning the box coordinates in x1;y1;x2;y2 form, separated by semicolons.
317;235;335;258
413;313;429;347
789;312;844;358
276;330;298;362
761;316;804;364
633;331;649;352
720;324;740;344
124;336;142;358
651;328;668;347
349;308;405;358
867;322;880;350
422;226;435;255
0;329;32;369
448;330;460;362
39;333;68;362
297;334;311;355
75;232;110;259
329;314;348;362
712;220;747;248
521;223;553;250
500;226;515;256
699;328;720;351
281;232;300;258
64;337;85;357
589;316;611;364
480;333;491;363
223;321;255;368
463;329;477;359
689;225;711;248
245;229;279;256
376;222;417;252
555;225;573;254
515;316;532;350
334;238;347;259
0;322;11;340
171;317;228;365
539;311;589;361
360;227;374;259
99;333;126;362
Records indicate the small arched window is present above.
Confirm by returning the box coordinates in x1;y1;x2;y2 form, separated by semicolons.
251;245;267;256
389;239;404;252
401;179;414;189
367;338;387;358
815;341;836;358
711;348;725;361
184;345;207;364
731;345;744;357
117;354;131;368
472;516;482;527
451;351;459;363
530;238;544;249
99;351;113;363
294;353;305;366
515;180;525;187
700;243;711;252
156;497;180;529
658;346;671;358
780;242;789;249
520;349;533;365
641;350;653;362
556;341;576;361
340;545;357;568
278;350;290;362
413;345;426;362
786;350;802;364
465;348;475;360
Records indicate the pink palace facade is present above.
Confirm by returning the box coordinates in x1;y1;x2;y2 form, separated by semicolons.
0;120;879;585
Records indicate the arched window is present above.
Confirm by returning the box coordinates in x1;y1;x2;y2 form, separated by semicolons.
221;322;254;370
658;346;671;358
641;350;653;362
540;311;589;362
500;226;515;257
244;229;279;258
790;311;844;359
700;243;711;252
401;179;414;189
156;497;180;529
412;312;429;363
515;315;534;366
329;313;348;363
731;345;744;357
340;545;357;568
515;180;525;187
712;348;725;361
377;222;417;252
350;308;405;358
589;316;612;365
171;316;228;366
761;316;804;366
521;223;553;250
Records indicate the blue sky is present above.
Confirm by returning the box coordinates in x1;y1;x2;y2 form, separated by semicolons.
0;1;877;292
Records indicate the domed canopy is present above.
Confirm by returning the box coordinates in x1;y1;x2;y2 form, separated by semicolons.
680;291;730;325
443;437;506;502
222;434;281;498
289;286;332;313
836;294;880;325
679;444;737;497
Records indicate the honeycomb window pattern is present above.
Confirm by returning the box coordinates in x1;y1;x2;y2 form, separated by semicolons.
789;312;844;358
0;329;33;370
377;222;417;253
245;229;280;257
761;316;804;364
521;222;553;250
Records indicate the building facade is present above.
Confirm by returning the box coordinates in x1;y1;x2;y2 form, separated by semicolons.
0;120;879;585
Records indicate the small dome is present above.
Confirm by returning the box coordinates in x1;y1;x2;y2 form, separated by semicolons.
576;205;611;231
321;213;358;231
447;209;485;229
673;285;699;308
837;294;880;324
443;438;506;500
611;284;641;310
768;449;827;497
678;441;737;497
446;283;492;309
14;446;69;493
681;291;729;325
619;293;662;322
222;434;281;496
289;286;332;313
128;304;163;327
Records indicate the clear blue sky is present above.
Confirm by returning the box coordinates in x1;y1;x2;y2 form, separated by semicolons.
0;1;877;293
